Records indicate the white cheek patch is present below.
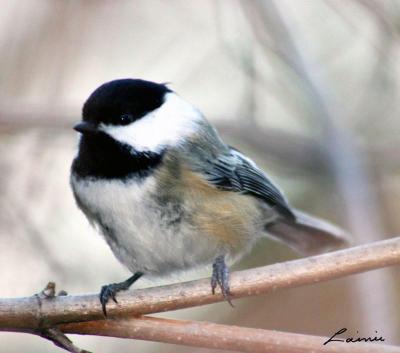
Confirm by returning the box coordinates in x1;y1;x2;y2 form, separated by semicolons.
102;93;201;152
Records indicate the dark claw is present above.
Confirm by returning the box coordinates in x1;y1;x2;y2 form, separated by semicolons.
99;272;143;316
100;283;119;316
211;255;234;307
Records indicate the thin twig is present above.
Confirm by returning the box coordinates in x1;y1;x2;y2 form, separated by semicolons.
0;237;399;330
40;327;91;353
59;316;400;353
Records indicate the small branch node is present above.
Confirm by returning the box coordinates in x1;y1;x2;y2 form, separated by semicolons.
40;282;56;299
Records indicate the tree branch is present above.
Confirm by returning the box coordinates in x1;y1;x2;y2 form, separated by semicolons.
40;327;91;353
1;237;399;331
59;316;400;353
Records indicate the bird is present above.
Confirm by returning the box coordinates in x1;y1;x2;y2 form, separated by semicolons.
70;78;348;315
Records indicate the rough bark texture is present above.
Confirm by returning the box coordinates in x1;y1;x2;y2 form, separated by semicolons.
1;237;399;331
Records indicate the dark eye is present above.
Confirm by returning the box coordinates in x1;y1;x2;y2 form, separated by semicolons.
119;114;133;125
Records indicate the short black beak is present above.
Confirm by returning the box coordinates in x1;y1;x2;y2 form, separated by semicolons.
73;121;99;134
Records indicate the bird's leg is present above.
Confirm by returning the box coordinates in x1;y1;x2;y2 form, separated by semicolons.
211;255;234;307
99;271;143;316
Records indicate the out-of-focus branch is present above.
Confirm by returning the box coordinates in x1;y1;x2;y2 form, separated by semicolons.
2;109;400;175
353;0;400;35
0;109;73;130
243;0;384;239
1;237;400;330
243;0;396;338
217;121;327;173
59;316;400;353
0;108;328;174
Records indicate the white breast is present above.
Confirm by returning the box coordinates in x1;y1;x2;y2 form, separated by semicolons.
70;175;226;275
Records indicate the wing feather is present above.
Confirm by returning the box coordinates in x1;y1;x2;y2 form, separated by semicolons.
202;148;295;220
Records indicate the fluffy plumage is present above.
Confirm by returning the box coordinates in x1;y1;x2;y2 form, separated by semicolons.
70;78;348;312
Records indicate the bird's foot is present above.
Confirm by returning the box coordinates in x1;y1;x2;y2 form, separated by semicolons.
99;272;143;316
211;255;234;307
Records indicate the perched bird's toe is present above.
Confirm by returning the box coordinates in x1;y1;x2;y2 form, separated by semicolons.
99;283;121;316
99;272;144;316
211;255;234;307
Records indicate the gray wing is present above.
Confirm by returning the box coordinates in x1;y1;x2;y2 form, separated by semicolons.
202;148;295;220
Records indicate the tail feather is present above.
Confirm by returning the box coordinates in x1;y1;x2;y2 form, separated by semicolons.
266;209;350;255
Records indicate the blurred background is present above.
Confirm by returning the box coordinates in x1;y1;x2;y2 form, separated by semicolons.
1;0;400;352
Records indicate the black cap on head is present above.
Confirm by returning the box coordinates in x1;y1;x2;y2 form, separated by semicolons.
82;79;171;127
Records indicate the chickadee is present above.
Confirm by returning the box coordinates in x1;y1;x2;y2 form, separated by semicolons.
70;79;347;315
